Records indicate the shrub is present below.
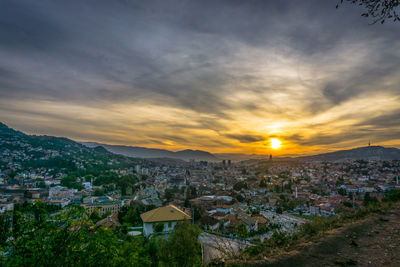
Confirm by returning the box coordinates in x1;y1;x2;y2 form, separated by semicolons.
154;222;165;233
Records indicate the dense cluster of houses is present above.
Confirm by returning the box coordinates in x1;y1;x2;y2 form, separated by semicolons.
1;130;400;239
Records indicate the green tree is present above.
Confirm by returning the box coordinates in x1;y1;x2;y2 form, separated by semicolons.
93;188;105;196
119;174;138;195
343;201;353;208
85;174;94;182
119;204;156;226
383;190;400;202
113;237;152;266
186;186;197;199
158;221;201;267
164;189;174;202
154;222;165;233
338;188;346;196
4;203;152;266
236;223;248;238
89;209;102;223
122;208;137;226
37;181;46;188
192;205;204;222
0;213;11;247
145;237;159;267
363;192;378;206
61;175;83;190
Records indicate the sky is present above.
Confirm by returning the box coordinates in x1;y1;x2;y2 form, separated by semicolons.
0;0;399;156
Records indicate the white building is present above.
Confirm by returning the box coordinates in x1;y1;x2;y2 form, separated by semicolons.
82;182;92;190
0;202;14;213
49;186;76;200
140;205;191;237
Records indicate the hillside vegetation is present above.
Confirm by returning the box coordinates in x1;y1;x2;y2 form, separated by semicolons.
227;190;400;267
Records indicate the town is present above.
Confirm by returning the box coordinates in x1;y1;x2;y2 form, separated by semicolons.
1;122;399;263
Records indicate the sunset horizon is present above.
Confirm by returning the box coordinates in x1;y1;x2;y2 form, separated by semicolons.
0;120;397;158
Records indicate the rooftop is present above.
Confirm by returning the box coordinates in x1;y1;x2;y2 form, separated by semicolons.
140;204;191;223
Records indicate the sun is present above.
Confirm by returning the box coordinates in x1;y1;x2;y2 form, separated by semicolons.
270;138;282;149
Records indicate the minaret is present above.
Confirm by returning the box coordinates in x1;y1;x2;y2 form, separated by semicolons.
368;140;371;146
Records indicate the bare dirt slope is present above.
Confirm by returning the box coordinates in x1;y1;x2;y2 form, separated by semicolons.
239;204;400;267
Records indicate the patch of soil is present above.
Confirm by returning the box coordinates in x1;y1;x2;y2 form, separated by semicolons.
233;203;400;267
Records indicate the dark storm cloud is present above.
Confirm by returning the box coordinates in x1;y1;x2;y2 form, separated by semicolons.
0;1;65;50
294;128;400;147
0;1;398;105
357;110;400;128
0;0;399;151
321;52;400;106
225;134;265;143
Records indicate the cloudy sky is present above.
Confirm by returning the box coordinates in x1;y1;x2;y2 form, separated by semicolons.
0;0;399;155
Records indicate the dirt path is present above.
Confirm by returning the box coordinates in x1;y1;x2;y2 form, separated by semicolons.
234;204;400;267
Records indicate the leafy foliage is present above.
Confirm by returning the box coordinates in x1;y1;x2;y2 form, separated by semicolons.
61;175;84;190
1;202;152;266
186;186;197;200
154;222;165;233
363;192;378;206
0;214;11;247
157;222;202;267
236;223;248;238
118;204;156;226
337;0;400;24
383;189;400;202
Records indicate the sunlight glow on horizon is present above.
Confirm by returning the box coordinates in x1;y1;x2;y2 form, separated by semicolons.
270;138;282;150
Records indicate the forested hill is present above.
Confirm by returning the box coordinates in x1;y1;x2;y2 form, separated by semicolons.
0;122;144;175
1;122;92;154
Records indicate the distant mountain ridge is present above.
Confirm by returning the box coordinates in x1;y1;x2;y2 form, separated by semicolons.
2;122;399;162
82;142;219;162
83;141;400;162
299;146;400;161
214;153;268;162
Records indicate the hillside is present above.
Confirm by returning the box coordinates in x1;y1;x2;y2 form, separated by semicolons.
1;122;92;154
82;142;218;162
0;122;142;172
232;203;400;267
299;146;400;162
